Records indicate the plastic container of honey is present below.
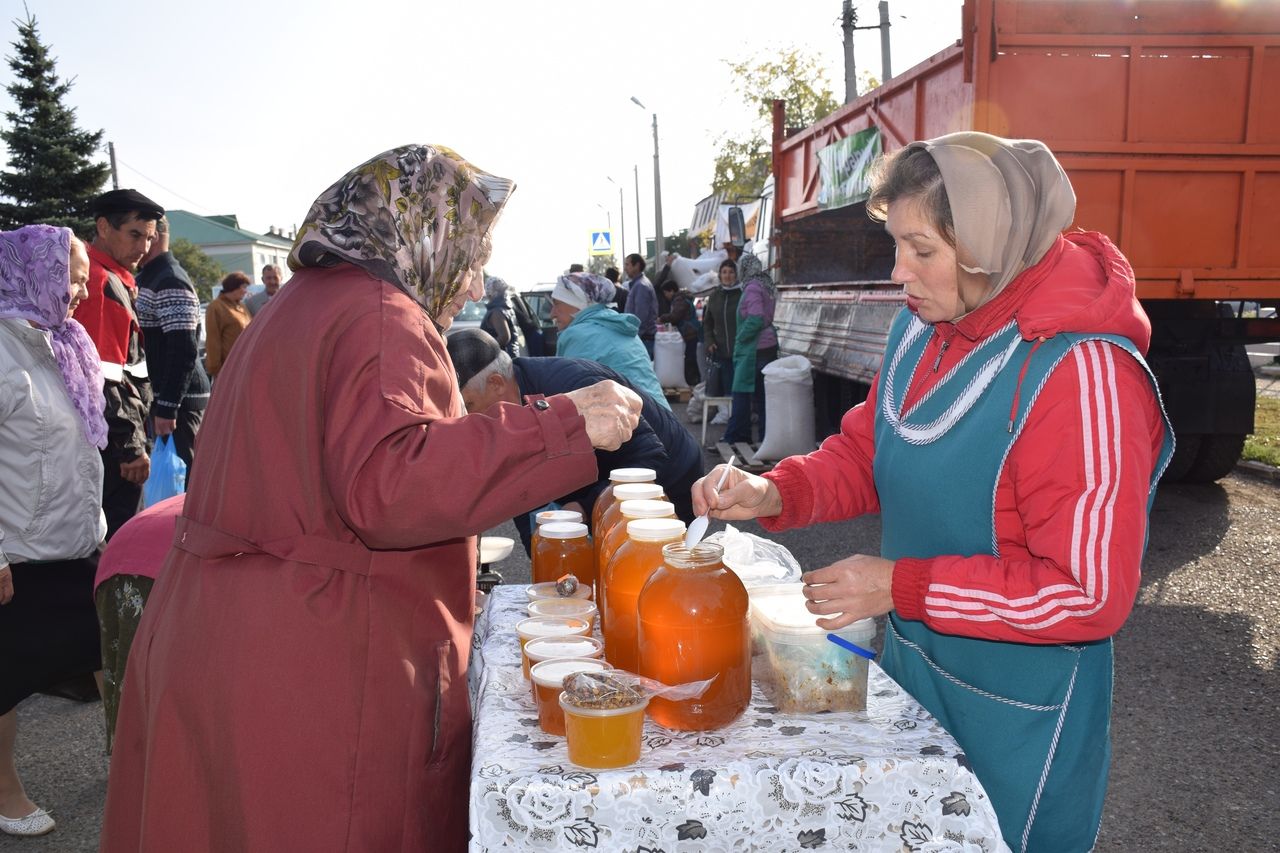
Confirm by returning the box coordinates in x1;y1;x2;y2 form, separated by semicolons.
601;518;686;672
559;691;649;768
591;468;656;536
530;510;583;570
531;521;594;588
527;596;598;628
515;616;591;678
749;584;876;713
530;657;611;735
637;542;751;731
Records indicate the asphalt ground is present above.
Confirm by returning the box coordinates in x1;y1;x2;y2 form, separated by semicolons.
7;396;1278;852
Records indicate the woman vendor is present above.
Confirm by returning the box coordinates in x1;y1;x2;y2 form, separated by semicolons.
100;144;642;852
694;132;1172;852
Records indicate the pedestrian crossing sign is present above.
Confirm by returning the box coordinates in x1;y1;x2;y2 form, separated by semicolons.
590;230;612;256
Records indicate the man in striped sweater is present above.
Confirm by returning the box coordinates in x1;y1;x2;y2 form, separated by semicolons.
136;216;209;474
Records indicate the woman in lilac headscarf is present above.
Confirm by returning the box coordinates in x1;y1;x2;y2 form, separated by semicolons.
0;224;108;838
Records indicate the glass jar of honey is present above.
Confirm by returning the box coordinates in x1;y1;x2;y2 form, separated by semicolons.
594;483;665;573
602;518;686;673
590;468;656;536
596;500;675;628
531;521;593;589
529;509;583;567
637;542;750;731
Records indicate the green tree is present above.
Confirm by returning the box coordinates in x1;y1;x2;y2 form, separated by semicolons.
588;253;618;276
712;48;839;200
171;238;224;302
0;13;110;233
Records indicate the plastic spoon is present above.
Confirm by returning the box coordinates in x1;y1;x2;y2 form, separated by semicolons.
826;632;877;660
684;455;736;548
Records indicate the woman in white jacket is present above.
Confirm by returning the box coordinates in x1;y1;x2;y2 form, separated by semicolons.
0;224;107;838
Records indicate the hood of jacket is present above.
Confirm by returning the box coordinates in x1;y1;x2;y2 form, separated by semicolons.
948;231;1152;355
570;303;640;337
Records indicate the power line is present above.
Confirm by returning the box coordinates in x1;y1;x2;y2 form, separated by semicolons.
114;156;217;214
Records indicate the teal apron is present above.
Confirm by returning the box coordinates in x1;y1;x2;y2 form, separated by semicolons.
873;311;1172;852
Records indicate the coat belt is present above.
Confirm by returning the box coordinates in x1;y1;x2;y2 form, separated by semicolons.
172;516;372;576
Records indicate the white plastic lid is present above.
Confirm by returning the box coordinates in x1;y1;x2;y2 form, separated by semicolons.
536;510;583;526
618;499;674;520
613;483;664;502
750;584;876;640
515;615;590;640
539;521;589;540
627;518;686;542
525;581;593;602
609;467;656;484
524;635;603;663
530;656;609;688
527;597;598;620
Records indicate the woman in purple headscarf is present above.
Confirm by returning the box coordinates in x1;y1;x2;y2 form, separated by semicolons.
0;224;108;838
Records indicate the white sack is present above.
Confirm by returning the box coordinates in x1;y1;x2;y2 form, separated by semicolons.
753;355;816;462
654;329;688;389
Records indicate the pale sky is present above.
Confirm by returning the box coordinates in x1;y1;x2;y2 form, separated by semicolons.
1;0;962;286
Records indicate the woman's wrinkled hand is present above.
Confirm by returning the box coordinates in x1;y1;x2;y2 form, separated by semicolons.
564;380;643;451
801;555;895;630
691;464;782;521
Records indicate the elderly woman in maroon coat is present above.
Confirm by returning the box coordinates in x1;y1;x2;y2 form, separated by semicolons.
100;145;642;852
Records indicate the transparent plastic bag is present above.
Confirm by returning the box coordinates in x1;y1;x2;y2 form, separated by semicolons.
560;668;715;710
706;524;802;588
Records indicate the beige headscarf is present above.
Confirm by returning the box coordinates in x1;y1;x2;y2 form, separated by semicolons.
289;144;514;319
907;132;1075;297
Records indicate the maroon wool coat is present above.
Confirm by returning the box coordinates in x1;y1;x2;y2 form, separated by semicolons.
100;265;598;852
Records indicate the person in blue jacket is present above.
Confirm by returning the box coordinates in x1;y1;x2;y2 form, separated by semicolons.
448;328;702;552
549;272;671;410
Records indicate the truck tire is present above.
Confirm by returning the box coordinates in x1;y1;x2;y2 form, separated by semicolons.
1161;433;1201;483
1182;434;1246;484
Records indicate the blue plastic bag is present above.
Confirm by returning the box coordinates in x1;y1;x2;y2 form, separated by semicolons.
143;435;187;508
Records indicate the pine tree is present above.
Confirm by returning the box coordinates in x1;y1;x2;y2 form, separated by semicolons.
0;13;110;234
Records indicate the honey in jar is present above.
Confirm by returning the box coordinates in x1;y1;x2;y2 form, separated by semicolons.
515;615;591;678
529;509;583;568
594;483;665;573
531;521;593;589
523;634;604;702
601;518;686;673
637;542;750;731
597;500;675;628
530;657;610;735
590;468;656;536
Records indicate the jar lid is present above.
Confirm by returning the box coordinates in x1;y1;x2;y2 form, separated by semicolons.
613;483;664;502
627;518;686;542
530;656;609;688
618;499;674;520
536;509;583;526
525;581;593;602
524;635;603;663
539;521;589;540
609;467;656;483
660;541;724;568
515;615;590;640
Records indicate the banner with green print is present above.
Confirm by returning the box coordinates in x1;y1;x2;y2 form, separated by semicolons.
817;126;882;211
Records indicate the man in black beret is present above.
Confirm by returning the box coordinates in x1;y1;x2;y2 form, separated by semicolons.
72;188;165;537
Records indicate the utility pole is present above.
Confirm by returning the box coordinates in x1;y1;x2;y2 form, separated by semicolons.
607;176;625;264
633;164;642;256
879;1;893;83
651;112;664;264
107;141;119;190
842;1;858;103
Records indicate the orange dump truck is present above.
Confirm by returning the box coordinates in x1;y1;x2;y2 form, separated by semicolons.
769;0;1280;481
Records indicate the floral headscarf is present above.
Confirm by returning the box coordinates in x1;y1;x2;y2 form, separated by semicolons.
552;272;615;309
737;253;775;295
288;144;515;319
0;225;107;448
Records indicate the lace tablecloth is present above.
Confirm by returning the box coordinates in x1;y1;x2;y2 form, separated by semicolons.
469;585;1009;852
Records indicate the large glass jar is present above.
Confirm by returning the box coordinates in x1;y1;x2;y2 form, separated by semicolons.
637;542;750;731
590;468;656;537
594;483;665;573
596;499;675;629
531;521;593;589
601;518;686;672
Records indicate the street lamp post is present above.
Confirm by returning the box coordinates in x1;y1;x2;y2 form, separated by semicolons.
606;176;625;263
630;96;664;264
633;164;642;256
